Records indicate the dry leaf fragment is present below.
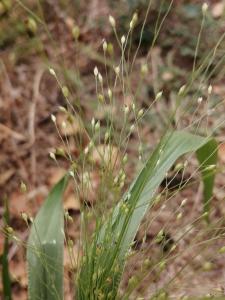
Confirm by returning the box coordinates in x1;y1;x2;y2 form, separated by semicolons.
10;260;27;287
64;194;80;211
79;170;101;205
0;169;14;186
48;168;67;186
91;144;120;169
57;113;83;136
212;2;225;18
218;143;225;163
162;71;174;82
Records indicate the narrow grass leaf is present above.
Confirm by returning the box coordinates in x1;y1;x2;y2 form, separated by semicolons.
1;197;12;300
196;138;218;220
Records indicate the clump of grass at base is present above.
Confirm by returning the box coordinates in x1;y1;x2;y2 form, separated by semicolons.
76;131;217;299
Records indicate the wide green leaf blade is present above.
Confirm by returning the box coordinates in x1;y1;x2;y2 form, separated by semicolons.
77;130;217;299
27;175;68;300
103;131;216;258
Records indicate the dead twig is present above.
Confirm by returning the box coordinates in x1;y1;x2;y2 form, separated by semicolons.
28;67;45;185
0;123;26;141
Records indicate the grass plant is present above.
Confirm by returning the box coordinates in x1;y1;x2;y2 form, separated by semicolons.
1;1;225;299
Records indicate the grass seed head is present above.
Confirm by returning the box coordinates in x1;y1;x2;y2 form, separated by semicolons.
98;73;103;84
51;114;56;123
170;244;177;252
123;153;128;164
128;276;138;287
49;68;56;77
94;66;98;77
26;17;37;34
107;88;112;99
84;146;89;155
91;117;95;128
176;212;182;220
202;211;209;218
104;131;110;141
106;277;112;284
143;258;151;268
114;176;119;185
202;2;208;14
56;147;66;157
130;12;138;30
202;261;213;271
49;151;56;161
107;43;114;56
20;181;27;193
154;194;161;204
181;198;187;206
178;84;186;95
61;121;67;129
58;105;67;112
69;170;75;178
21;212;28;223
174;162;184;171
109;15;116;28
218;246;225;254
121;173;126;182
121;35;126;45
156;91;163;100
130;124;135;132
198;97;203;104
156;229;164;243
95;120;100;131
124;105;129;115
72;25;80;40
141;64;148;75
68;215;73;223
208;84;213;95
62;86;69;98
138;108;144;118
204;164;216;171
159;260;166;271
68;239;74;249
114;65;120;76
6;226;14;234
98;94;104;102
184;160;188;168
103;40;107;52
